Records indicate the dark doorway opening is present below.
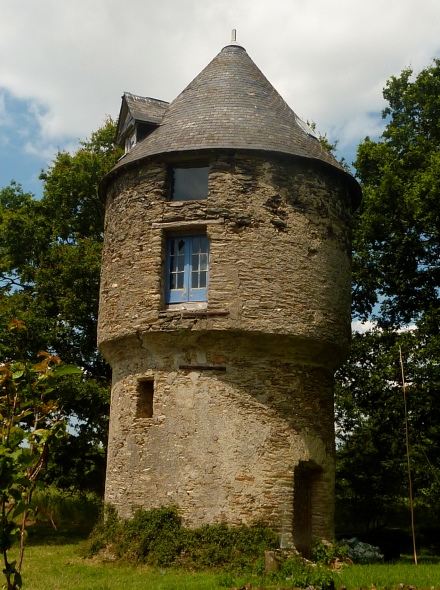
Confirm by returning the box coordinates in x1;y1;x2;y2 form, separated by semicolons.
293;461;323;558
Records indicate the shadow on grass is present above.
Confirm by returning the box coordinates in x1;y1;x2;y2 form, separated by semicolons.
25;524;93;547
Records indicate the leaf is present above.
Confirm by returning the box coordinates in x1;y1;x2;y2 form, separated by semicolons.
52;364;83;377
7;318;27;332
12;502;28;519
9;489;24;503
32;429;49;436
14;570;23;588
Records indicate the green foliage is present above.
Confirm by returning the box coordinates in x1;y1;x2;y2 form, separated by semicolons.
270;556;335;589
0;118;122;495
336;58;440;533
353;59;440;326
336;325;440;530
30;486;102;528
86;507;338;588
115;506;183;566
85;506;279;571
0;320;82;590
180;520;279;570
83;503;120;556
221;554;336;589
312;539;348;565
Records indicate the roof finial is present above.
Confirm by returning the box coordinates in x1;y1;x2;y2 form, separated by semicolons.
231;29;237;44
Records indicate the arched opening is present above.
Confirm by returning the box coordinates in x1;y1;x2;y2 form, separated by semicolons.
293;460;323;558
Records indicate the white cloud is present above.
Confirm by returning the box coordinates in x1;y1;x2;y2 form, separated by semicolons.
352;320;377;334
0;0;439;163
351;320;417;334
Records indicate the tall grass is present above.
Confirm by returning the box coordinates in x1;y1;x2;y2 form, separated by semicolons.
338;558;440;588
30;486;102;529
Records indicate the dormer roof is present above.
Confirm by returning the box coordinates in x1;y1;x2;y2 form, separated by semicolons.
114;92;169;146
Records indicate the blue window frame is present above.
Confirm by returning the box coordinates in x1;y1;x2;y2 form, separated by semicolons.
166;235;210;303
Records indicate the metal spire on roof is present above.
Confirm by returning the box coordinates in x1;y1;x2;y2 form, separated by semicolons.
230;29;237;45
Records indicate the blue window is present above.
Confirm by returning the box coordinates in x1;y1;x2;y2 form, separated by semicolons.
166;235;210;303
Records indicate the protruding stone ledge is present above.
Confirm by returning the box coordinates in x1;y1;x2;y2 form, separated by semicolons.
152;218;224;229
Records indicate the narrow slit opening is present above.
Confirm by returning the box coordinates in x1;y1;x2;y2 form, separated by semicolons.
136;380;154;418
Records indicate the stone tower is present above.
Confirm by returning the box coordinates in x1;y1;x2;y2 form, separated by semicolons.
98;40;361;555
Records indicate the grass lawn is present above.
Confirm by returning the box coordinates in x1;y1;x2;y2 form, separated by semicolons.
6;525;440;590
337;557;440;589
8;526;231;590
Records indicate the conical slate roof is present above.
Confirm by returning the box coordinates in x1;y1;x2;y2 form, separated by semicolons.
108;43;359;202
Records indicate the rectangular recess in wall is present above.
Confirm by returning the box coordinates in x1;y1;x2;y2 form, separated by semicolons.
179;365;226;371
136;379;154;418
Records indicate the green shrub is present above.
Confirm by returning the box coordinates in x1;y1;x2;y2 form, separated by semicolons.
181;521;279;570
117;506;182;565
312;539;348;565
85;506;337;588
85;505;278;570
85;503;120;555
217;555;336;590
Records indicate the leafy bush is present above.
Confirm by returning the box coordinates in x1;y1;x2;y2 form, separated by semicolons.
181;521;279;570
218;555;336;590
312;539;348;565
85;505;278;569
85;506;338;588
116;506;183;566
264;556;335;589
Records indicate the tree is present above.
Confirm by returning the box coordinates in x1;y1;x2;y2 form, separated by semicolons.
335;327;440;530
335;60;440;531
0;119;122;494
0;319;81;590
352;59;440;327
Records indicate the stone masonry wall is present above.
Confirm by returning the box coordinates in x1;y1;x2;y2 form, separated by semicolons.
98;152;352;370
104;331;335;544
98;151;353;548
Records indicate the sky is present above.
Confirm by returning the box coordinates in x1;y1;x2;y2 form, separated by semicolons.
1;0;440;200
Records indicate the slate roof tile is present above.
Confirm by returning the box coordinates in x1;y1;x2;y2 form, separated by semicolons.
105;43;361;206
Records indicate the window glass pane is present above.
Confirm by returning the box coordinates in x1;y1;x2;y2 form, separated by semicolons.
191;270;198;289
169;238;186;291
199;253;208;271
172;167;209;200
190;237;209;290
191;253;199;272
199;271;207;288
170;270;185;290
191;270;207;289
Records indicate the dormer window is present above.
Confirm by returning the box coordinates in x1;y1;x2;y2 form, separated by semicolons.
125;130;136;154
171;165;209;200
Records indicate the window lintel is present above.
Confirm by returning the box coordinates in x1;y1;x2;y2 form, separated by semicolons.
152;218;223;230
